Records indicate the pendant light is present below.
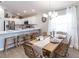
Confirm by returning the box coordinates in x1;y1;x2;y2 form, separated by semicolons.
42;13;48;18
42;1;58;18
48;11;52;16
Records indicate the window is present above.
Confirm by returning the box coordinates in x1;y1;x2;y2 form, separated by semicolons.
49;13;72;32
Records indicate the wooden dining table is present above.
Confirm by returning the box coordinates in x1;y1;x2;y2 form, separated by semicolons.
29;37;63;57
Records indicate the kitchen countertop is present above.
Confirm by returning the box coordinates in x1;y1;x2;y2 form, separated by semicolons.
0;28;40;35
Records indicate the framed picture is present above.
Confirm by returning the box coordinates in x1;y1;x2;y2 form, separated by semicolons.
42;17;47;23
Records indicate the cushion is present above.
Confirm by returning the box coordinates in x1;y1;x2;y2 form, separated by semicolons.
55;34;67;39
50;37;63;43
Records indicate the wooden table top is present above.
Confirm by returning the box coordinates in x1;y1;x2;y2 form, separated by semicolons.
43;42;59;53
30;39;62;53
30;40;37;44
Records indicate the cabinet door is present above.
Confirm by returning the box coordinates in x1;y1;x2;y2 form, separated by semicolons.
0;18;4;31
0;6;4;31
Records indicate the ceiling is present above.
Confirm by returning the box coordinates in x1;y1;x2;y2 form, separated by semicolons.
1;1;79;17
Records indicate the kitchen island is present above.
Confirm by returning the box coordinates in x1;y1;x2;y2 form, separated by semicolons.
0;28;41;51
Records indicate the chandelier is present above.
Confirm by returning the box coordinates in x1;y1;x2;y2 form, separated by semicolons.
42;1;58;20
42;11;58;20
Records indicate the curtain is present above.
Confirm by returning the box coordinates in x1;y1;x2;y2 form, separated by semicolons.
48;6;78;49
66;6;78;49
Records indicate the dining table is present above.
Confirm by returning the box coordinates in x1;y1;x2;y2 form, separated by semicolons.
29;36;64;57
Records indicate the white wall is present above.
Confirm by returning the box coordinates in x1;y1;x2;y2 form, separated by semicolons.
0;6;5;50
23;14;49;33
76;6;79;48
0;6;4;31
35;15;48;33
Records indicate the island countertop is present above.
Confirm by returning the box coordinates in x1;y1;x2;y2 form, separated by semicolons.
0;27;40;35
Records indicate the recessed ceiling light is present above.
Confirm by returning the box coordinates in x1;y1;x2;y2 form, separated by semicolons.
32;9;35;12
23;10;27;13
17;13;20;15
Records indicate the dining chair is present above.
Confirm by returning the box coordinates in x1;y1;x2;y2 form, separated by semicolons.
16;34;27;46
22;32;39;44
54;31;67;39
42;32;48;36
22;42;43;58
54;36;71;58
48;31;55;38
30;32;39;40
23;34;31;41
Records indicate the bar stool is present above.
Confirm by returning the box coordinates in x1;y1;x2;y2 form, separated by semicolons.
17;35;24;46
17;32;40;46
42;32;48;36
4;36;17;52
30;32;39;40
16;34;29;46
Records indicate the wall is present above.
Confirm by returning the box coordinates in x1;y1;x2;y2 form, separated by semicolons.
0;6;4;31
35;15;48;33
23;14;49;33
0;6;5;50
76;6;79;49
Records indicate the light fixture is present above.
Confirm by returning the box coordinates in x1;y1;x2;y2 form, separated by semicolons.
48;11;52;16
42;11;58;19
32;9;35;12
52;11;58;18
23;10;27;13
17;13;20;15
42;13;48;18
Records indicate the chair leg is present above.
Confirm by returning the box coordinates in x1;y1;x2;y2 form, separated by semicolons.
13;38;17;47
65;52;69;57
54;53;57;58
17;36;20;47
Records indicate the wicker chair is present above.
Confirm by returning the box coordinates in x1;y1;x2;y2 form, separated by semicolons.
54;36;71;57
30;32;39;40
56;31;67;35
22;42;43;58
55;31;67;39
42;32;48;36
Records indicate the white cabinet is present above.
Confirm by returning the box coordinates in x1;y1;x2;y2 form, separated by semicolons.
0;6;4;31
0;6;4;50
